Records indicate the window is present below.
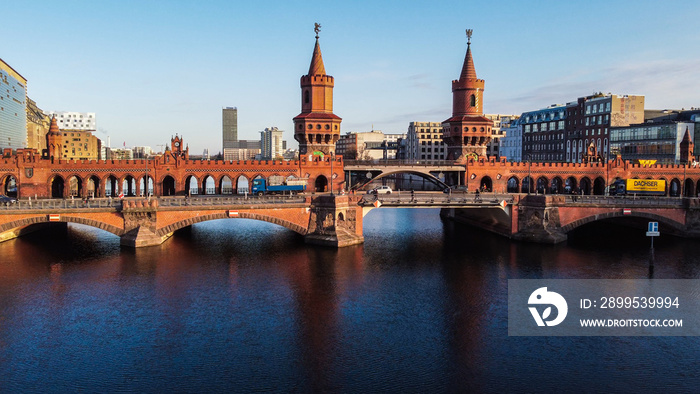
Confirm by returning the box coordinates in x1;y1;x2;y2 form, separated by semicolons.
470;95;476;106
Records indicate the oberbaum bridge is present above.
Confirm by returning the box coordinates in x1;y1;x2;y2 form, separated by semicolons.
3;28;700;248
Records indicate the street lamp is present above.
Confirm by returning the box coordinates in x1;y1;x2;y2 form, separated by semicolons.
527;154;532;195
604;153;609;196
330;151;334;196
682;162;687;199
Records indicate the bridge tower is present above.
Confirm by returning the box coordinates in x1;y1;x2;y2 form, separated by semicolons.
45;115;62;159
442;29;493;161
680;127;694;164
293;23;342;157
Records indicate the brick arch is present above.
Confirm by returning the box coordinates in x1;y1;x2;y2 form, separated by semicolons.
156;212;308;237
0;215;124;237
560;211;685;234
200;174;217;194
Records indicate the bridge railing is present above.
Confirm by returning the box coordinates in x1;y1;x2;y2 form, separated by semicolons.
0;194;309;211
344;159;464;167
0;198;122;210
159;195;307;207
358;192;514;206
561;195;686;207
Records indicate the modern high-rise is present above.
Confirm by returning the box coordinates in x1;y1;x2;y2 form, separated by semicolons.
222;107;238;149
260;127;284;160
0;58;28;150
45;111;96;131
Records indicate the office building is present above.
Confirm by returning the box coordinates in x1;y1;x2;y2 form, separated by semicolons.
26;97;50;152
0;58;28;150
260;127;284;160
565;93;644;162
223;107;238;149
405;122;446;161
45;111;96;131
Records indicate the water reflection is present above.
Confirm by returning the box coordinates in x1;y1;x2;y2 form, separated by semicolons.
1;211;700;391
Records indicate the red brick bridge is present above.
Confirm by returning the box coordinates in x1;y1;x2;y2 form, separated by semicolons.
2;141;700;246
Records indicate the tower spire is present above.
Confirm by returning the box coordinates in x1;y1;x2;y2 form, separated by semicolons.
308;23;326;76
442;28;493;162
459;29;477;82
294;23;342;156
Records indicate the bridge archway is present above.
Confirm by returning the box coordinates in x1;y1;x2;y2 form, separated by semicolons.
669;178;681;197
220;175;233;194
185;175;199;196
565;177;577;194
162;175;176;196
550;177;563;194
105;175;118;197
50;175;65;198
536;176;548;194
202;175;215;195
122;175;136;197
139;176;154;197
561;211;685;235
685;178;695;197
2;175;17;197
507;176;519;193
580;177;591;195
522;176;533;193
236;175;249;194
1;216;124;239
315;175;328;192
87;175;100;198
593;177;605;195
479;176;492;192
68;175;82;197
157;212;308;237
358;170;449;191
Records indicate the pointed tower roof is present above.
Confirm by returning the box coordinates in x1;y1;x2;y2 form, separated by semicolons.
48;115;60;135
308;37;326;76
682;126;692;143
458;29;477;82
459;42;477;81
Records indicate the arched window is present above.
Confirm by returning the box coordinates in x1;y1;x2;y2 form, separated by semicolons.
304;90;310;104
470;94;476;106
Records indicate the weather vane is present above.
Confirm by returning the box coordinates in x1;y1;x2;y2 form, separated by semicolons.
314;23;321;39
466;29;473;45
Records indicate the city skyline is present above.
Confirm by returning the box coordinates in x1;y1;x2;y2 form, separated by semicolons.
3;0;700;153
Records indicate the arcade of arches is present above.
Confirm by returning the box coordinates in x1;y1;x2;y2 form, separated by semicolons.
5;171;700;198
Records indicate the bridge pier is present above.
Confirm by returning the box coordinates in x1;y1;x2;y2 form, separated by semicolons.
119;200;173;247
512;195;567;244
305;195;364;247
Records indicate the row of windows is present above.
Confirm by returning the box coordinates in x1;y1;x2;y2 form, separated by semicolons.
585;102;611;115
58;114;94;118
611;126;679;142
586;115;609;126
523;110;566;123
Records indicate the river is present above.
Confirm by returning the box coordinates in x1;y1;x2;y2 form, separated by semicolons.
0;208;699;392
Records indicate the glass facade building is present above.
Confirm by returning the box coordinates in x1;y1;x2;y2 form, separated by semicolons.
610;122;694;164
0;58;27;150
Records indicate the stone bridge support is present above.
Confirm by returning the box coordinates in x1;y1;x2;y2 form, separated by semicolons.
512;195;567;243
305;195;364;247
120;199;169;247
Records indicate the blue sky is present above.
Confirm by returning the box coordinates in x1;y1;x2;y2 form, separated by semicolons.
3;0;700;154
